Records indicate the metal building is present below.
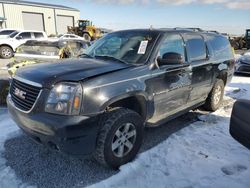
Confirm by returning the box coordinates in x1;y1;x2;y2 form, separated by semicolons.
0;0;80;35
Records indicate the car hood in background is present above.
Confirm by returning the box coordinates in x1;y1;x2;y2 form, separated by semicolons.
15;58;131;88
240;55;250;65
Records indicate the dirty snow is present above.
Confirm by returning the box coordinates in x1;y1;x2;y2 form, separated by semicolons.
0;76;249;188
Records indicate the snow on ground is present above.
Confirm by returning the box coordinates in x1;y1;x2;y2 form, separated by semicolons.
90;76;250;188
0;109;33;188
0;76;249;188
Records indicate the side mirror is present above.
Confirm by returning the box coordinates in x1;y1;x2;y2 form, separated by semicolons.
157;52;184;66
16;36;22;40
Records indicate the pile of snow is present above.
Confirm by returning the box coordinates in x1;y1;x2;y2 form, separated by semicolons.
0;76;249;188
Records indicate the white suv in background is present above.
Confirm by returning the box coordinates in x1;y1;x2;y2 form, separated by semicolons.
0;30;47;59
0;29;18;39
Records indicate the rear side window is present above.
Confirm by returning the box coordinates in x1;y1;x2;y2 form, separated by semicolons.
34;32;44;39
18;32;32;39
207;35;233;59
186;34;207;62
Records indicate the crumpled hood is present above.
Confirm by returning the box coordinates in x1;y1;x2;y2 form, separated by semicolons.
239;55;250;65
15;58;131;88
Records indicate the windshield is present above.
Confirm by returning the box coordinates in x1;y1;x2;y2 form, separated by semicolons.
9;31;19;38
17;44;60;56
84;30;159;65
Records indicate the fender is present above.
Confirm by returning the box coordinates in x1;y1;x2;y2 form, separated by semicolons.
0;44;14;51
100;91;154;120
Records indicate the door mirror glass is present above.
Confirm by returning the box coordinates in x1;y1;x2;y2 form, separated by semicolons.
157;52;184;66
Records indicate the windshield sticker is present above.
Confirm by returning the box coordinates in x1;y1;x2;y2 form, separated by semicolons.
137;40;148;54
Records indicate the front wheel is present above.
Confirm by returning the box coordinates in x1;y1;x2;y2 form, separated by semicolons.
82;33;91;41
0;46;13;59
94;108;144;169
204;79;225;111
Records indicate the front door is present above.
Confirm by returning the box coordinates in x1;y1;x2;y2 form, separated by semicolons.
148;34;192;124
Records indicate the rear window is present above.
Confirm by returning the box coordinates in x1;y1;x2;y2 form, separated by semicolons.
185;34;207;62
207;35;233;59
34;32;44;39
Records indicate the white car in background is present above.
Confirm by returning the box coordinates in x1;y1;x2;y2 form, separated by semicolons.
0;30;47;59
57;33;84;40
0;29;18;39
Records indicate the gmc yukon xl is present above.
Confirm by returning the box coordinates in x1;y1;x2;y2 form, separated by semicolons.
7;29;235;168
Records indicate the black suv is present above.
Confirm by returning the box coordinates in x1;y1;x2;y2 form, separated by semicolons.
7;29;235;168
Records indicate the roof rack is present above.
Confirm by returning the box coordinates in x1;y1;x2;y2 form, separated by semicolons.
160;27;222;35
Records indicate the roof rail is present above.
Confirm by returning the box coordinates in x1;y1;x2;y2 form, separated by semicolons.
174;27;204;32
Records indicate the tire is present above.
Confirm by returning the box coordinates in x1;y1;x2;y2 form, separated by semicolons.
83;33;91;42
0;46;13;59
204;79;225;111
94;108;144;169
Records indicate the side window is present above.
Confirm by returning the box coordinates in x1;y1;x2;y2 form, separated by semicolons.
159;34;185;62
186;34;207;62
34;32;44;39
18;32;32;39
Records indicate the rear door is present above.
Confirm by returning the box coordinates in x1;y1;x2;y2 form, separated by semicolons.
183;33;213;104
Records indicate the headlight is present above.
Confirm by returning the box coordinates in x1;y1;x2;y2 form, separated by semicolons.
45;82;83;115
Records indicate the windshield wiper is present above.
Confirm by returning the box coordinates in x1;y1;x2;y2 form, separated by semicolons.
94;55;128;65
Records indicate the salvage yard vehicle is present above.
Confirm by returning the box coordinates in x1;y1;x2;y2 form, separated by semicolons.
235;54;250;75
0;30;47;59
7;29;235;169
56;33;85;40
230;99;250;150
7;39;90;76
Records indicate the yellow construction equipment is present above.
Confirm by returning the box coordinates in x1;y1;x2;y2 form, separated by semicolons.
67;20;102;41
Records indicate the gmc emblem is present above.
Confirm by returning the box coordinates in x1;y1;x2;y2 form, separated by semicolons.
14;88;26;100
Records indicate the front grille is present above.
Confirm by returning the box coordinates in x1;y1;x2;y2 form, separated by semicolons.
10;79;41;111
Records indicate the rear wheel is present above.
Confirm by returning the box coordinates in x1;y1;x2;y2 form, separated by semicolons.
204;79;225;111
0;46;13;59
94;108;144;169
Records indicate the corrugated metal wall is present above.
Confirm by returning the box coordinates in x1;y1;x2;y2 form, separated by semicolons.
0;3;80;35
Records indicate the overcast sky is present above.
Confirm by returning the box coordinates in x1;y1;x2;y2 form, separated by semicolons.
32;0;250;35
